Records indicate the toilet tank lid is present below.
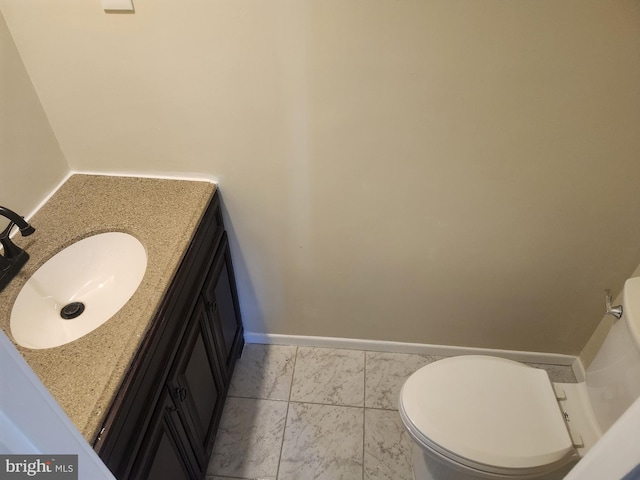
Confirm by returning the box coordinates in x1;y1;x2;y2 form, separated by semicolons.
400;355;574;470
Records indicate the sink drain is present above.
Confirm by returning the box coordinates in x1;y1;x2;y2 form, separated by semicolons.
60;302;85;320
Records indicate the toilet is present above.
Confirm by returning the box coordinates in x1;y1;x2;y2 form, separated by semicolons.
399;276;640;480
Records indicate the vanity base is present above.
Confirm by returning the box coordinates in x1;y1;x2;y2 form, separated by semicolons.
94;190;244;480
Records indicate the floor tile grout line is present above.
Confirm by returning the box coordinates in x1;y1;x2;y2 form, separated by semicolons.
275;345;298;480
226;394;397;411
363;350;367;480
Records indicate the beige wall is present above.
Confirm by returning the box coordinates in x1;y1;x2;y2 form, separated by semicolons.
0;11;67;220
2;0;640;354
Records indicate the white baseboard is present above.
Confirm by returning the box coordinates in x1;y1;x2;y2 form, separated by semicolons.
243;332;578;366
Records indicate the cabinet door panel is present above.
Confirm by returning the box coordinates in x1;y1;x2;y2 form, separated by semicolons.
215;261;237;358
183;326;218;434
169;300;225;471
130;390;197;480
202;233;244;378
144;430;191;480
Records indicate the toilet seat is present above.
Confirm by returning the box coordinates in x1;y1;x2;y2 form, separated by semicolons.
399;355;575;476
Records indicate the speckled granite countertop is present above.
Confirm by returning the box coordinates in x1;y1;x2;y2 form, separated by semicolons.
0;174;215;442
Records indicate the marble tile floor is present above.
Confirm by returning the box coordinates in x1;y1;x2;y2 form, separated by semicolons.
206;344;577;480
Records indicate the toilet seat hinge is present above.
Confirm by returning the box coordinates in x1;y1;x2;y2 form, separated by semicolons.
566;425;584;448
559;402;585;449
553;384;567;400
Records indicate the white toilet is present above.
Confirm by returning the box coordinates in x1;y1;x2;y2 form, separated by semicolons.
399;276;640;480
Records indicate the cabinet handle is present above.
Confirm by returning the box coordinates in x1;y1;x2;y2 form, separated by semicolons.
206;300;218;313
176;387;187;402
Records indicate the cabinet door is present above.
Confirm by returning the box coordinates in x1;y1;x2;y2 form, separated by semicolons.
168;300;225;473
202;233;244;380
129;389;198;480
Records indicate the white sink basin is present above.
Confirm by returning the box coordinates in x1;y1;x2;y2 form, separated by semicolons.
10;232;147;349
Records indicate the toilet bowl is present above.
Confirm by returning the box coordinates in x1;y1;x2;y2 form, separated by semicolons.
399;355;580;480
399;276;640;480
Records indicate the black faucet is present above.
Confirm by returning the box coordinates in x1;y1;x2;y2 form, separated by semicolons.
0;206;35;292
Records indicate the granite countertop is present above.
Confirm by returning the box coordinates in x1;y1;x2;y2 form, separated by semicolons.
0;174;215;442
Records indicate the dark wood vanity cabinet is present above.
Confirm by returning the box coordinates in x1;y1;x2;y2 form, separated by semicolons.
94;190;244;480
